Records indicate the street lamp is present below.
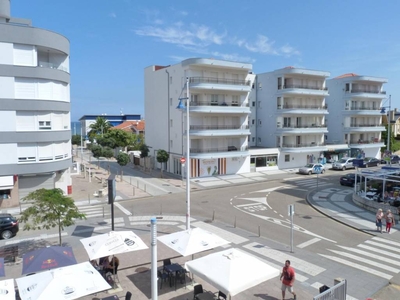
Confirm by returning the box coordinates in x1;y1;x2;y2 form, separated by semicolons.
176;77;191;230
380;94;392;153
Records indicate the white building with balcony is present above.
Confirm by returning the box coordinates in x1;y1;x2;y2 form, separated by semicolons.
145;58;255;178
251;67;341;169
326;73;388;158
0;0;71;206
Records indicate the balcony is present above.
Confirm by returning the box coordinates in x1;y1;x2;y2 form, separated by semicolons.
190;125;249;130
278;124;327;129
191;100;249;107
347;106;379;111
38;61;68;72
349;139;383;144
278;104;327;109
279;84;328;91
349;124;382;128
347;89;386;94
281;143;325;148
190;146;248;153
190;77;251;87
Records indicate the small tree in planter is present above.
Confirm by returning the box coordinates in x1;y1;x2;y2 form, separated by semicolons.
116;152;129;180
156;150;169;178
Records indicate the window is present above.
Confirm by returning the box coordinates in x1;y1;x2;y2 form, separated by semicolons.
285;154;290;162
258;83;262;89
211;94;218;106
191;94;198;105
39;121;51;130
345;83;350;92
252;101;255;107
232;95;239;106
258;119;262;125
252;119;255;125
170;119;173;127
252;137;255;142
258;137;261;142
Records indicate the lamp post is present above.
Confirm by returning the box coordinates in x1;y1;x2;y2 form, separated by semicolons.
380;95;392;153
176;77;191;230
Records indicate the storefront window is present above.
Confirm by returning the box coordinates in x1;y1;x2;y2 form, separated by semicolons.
0;189;11;199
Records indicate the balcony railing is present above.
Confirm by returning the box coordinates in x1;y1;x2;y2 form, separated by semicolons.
278;84;328;91
278;104;327;109
190;77;251;86
349;139;383;144
278;124;327;129
281;143;325;148
190;146;248;153
346;106;380;111
348;124;382;127
191;100;249;107
38;61;68;72
347;89;386;94
190;125;249;130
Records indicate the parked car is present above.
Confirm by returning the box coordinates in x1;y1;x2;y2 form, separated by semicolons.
380;155;400;164
0;213;19;239
332;157;356;170
353;157;380;168
339;173;368;187
299;163;325;175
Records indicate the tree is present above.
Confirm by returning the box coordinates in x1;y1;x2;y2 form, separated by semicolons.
103;147;114;159
156;150;169;178
116;152;129;180
91;144;103;168
19;188;86;245
88;117;112;140
71;135;82;146
139;144;150;158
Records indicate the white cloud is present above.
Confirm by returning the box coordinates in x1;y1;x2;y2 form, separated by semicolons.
243;35;278;55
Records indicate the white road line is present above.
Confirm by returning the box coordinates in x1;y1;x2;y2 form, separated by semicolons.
235;203;265;208
319;254;392;280
191;221;248;245
328;249;400;273
358;244;400;259
372;236;400;247
338;245;400;266
5;232;68;245
115;202;132;216
244;242;325;276
365;240;400;253
297;238;321;249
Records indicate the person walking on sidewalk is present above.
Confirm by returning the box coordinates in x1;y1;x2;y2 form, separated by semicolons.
385;210;395;233
280;260;297;300
376;208;383;233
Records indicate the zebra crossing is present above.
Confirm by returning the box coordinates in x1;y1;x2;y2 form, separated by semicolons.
283;177;332;189
76;203;110;219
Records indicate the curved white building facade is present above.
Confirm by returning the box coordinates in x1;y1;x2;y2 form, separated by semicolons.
0;0;71;206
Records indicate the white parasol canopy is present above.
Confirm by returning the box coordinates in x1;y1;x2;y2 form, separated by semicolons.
157;227;230;257
80;230;148;260
15;261;111;300
0;279;15;300
185;248;280;297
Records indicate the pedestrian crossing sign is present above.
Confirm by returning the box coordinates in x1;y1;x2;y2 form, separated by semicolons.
314;165;322;174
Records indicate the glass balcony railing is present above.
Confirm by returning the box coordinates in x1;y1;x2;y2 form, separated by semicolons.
278;84;328;91
278;104;327;109
346;106;380;111
191;100;249;107
346;89;386;94
38;61;68;72
278;124;327;129
349;139;383;144
190;77;251;86
348;124;382;127
281;143;325;148
190;146;248;153
190;125;249;130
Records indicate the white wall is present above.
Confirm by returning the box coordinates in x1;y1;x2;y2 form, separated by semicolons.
0;76;14;98
0;42;13;64
0;111;16;131
0;143;17;164
15;78;69;102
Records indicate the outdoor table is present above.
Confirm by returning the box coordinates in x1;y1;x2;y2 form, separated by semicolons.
196;291;216;300
164;263;186;290
101;295;119;300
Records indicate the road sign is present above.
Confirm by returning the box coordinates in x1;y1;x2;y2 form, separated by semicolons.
313;165;322;174
180;157;186;164
288;204;295;216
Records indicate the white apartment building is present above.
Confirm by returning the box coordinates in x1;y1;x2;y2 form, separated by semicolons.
0;0;71;206
145;58;255;177
326;73;388;158
252;67;343;169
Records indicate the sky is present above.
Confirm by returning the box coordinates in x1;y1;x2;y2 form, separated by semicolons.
10;0;400;121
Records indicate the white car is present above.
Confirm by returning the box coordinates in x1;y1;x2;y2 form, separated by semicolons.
332;157;356;170
299;163;325;175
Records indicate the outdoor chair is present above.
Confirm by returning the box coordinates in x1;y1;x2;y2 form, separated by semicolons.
125;291;132;300
163;258;171;266
157;270;168;289
217;291;227;299
193;284;204;300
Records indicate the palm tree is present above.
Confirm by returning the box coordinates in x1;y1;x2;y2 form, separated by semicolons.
88;117;112;140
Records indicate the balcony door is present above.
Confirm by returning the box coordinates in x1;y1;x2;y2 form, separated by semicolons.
296;117;302;128
284;117;291;128
296;136;301;146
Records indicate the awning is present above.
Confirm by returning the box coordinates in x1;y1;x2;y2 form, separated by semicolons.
0;176;13;190
0;186;13;191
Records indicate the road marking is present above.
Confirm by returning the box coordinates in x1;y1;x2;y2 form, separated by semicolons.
5;232;68;245
358;244;400;259
319;254;392;280
372;236;400;247
244;242;325;276
190;221;248;245
236;202;265;207
115;202;132;216
365;240;400;253
338;245;400;266
297;238;321;249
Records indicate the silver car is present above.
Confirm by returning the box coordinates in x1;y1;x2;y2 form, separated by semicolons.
299;163;325;175
332;157;356;170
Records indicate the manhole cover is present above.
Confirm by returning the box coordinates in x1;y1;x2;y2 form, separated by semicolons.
162;184;170;186
303;216;312;219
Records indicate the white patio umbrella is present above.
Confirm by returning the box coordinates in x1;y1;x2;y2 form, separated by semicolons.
80;230;148;260
0;279;15;300
185;248;280;298
157;227;230;257
15;261;111;300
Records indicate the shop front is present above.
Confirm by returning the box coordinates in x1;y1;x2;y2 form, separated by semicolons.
323;145;350;163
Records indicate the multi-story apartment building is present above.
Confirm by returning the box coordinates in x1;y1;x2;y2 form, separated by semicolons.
252;67;340;169
0;0;71;206
326;73;387;158
145;58;255;177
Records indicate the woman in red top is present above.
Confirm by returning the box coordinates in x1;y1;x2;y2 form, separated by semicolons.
280;260;296;300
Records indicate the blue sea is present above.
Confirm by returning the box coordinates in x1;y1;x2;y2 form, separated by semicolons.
71;122;82;135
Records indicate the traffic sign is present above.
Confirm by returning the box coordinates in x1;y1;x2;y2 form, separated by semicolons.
313;165;322;174
180;157;186;164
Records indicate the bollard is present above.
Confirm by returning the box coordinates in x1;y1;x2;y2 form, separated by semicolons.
234;216;236;228
103;206;104;218
144;184;147;192
160;204;162;215
132;187;135;196
212;210;215;222
258;225;261;237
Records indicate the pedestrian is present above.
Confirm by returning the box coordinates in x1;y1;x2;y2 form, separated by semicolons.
280;260;296;300
376;208;383;233
385;210;395;233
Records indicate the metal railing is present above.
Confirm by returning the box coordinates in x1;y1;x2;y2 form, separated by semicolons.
346;106;379;111
281;143;325;148
190;125;249;130
190;76;251;86
348;124;382;127
278;104;327;109
278;124;327;129
349;139;383;144
191;100;249;107
190;146;248;153
347;89;386;94
313;279;346;300
278;84;328;91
